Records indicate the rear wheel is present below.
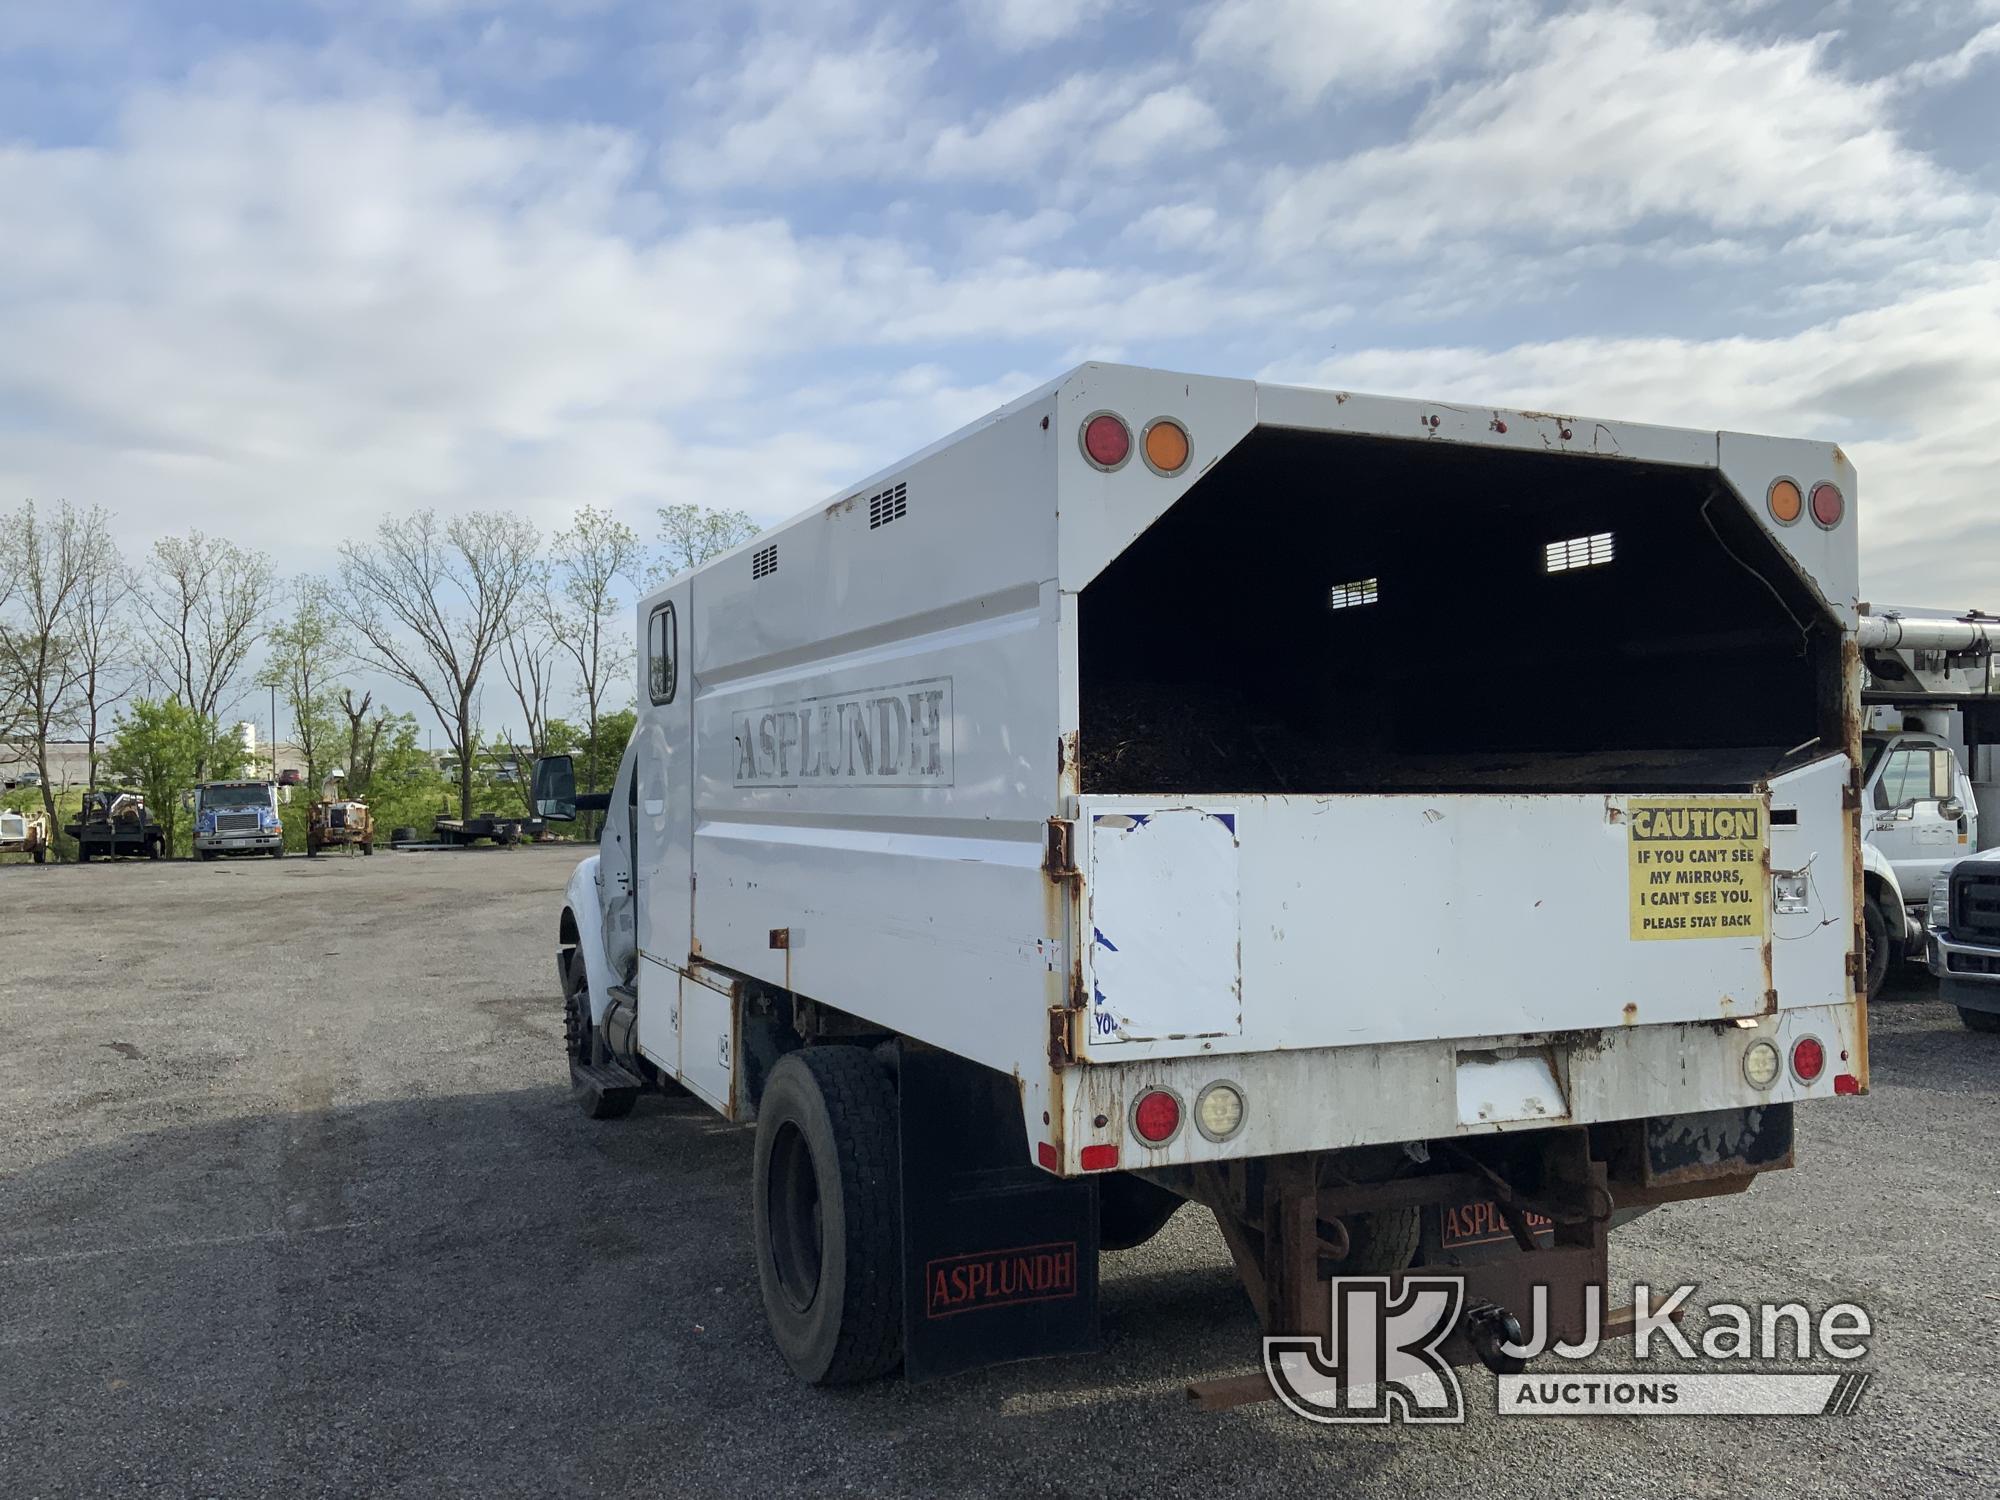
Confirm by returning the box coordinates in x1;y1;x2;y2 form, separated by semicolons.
1328;1206;1423;1273
32;845;45;864
752;1048;903;1385
79;844;93;863
361;841;373;856
1960;1007;2000;1034
1864;901;1890;1001
146;835;162;860
1098;1174;1185;1252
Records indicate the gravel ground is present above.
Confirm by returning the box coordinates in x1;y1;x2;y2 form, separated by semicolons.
2;849;1996;1498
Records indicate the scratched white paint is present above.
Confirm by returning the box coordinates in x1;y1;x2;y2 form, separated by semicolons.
1085;808;1242;1043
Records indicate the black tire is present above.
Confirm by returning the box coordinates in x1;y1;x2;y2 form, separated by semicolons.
752;1048;903;1385
1864;901;1890;1001
270;846;284;859
1329;1206;1423;1273
33;845;46;864
391;826;417;844
361;842;373;856
198;849;217;862
1960;1007;2000;1034
78;844;92;863
146;836;161;860
1098;1173;1185;1252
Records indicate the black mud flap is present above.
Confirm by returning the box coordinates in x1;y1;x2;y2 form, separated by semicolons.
1644;1103;1793;1188
898;1045;1099;1382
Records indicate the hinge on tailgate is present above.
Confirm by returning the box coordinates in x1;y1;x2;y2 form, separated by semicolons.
1048;1005;1078;1068
1044;817;1077;881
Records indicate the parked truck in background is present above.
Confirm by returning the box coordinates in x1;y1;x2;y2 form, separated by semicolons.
533;364;1866;1394
1856;611;2000;997
192;780;285;859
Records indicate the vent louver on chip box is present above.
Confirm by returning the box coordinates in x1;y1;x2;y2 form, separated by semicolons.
867;481;909;530
752;543;778;580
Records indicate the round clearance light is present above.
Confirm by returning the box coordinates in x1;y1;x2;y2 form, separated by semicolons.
1791;1035;1827;1084
1743;1039;1781;1091
1080;411;1132;471
1767;477;1804;527
1131;1087;1183;1146
1141;417;1191;477
1193;1080;1246;1142
1809;481;1845;530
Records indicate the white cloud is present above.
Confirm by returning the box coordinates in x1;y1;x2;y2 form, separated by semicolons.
926;72;1221;179
1194;0;1475;105
1264;270;2000;605
1093;87;1223;167
1896;20;2000;87
963;0;1121;51
1125;201;1225;252
664;28;936;189
1262;7;1977;256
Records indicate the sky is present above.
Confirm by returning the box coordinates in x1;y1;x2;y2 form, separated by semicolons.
3;0;1998;651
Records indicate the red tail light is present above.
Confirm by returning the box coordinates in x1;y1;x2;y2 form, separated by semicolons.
1131;1088;1182;1145
1080;412;1131;471
1791;1036;1826;1083
1809;482;1844;529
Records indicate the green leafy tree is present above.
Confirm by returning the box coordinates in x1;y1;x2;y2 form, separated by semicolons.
105;698;247;855
257;580;347;791
652;503;759;582
353;714;455;838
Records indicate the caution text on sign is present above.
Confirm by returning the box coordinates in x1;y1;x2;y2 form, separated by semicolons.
1627;799;1767;941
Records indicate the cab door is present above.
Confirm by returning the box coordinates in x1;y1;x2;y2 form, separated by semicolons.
634;583;694;1071
1867;735;1966;898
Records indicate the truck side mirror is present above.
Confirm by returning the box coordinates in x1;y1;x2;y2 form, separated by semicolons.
180;790;193;812
532;755;577;822
1931;747;1957;802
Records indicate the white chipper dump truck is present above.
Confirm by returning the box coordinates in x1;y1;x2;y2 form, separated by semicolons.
532;364;1865;1395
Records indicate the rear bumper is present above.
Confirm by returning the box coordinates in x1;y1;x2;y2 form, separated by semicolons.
1049;1001;1862;1175
1927;931;2000;1013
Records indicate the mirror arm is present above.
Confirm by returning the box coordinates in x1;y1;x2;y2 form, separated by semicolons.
574;792;612;813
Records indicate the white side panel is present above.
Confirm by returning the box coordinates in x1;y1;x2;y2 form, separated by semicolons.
1079;791;1788;1061
678;974;735;1116
1085;807;1241;1042
1718;432;1859;624
1768;754;1860;1012
635;951;679;1068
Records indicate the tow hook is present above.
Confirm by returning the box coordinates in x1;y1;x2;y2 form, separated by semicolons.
1464;1301;1529;1374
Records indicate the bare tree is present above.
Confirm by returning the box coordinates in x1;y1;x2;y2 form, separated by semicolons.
0;501;107;847
544;505;642;796
500;590;557;762
653;502;759;582
138;530;277;735
337;688;389;795
335;509;539;822
258;579;347;791
72;539;138;792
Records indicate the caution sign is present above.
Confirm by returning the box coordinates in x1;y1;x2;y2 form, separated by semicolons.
1628;799;1766;941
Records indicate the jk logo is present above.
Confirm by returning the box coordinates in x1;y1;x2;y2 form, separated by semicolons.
1264;1277;1466;1424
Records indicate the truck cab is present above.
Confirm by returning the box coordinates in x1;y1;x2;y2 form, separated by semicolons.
193;780;285;859
1862;730;1977;907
